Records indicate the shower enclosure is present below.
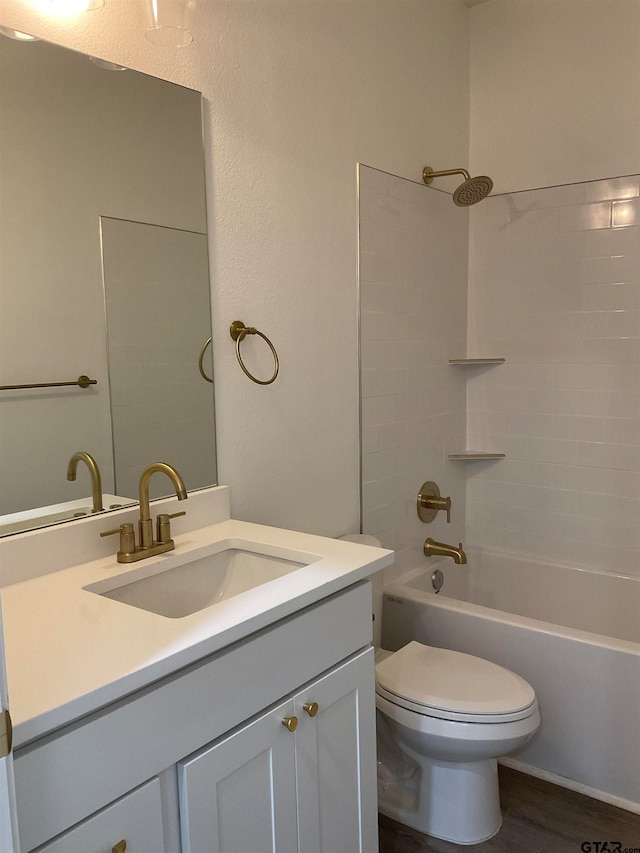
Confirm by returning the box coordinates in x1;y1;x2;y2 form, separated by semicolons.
359;164;640;578
358;163;640;807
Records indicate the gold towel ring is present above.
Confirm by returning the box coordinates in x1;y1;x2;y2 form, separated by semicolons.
229;320;279;386
198;337;213;383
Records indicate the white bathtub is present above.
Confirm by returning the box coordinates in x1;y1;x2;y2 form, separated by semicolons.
381;549;640;813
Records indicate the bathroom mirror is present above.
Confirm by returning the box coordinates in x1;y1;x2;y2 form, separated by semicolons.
0;35;216;535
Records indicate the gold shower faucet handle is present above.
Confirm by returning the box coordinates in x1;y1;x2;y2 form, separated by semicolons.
417;481;452;523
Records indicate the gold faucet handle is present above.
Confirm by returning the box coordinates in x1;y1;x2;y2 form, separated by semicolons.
156;511;186;545
100;523;136;557
417;481;452;523
444;496;452;524
424;494;451;523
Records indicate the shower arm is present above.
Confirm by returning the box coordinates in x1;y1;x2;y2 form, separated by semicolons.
423;166;471;184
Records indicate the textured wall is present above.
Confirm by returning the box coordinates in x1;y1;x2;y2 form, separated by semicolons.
470;0;640;193
0;0;471;536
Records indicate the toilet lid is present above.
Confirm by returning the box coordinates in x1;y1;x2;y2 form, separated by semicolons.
375;641;536;716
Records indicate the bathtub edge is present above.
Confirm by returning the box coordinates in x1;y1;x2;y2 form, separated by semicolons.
500;757;640;816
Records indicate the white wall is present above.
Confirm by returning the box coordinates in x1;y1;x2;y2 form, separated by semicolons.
0;0;470;536
470;0;640;194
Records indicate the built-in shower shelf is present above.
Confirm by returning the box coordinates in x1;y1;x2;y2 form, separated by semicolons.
448;358;506;365
448;452;506;461
447;360;505;460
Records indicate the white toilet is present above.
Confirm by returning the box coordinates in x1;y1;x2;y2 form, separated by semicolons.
338;533;540;844
375;641;540;845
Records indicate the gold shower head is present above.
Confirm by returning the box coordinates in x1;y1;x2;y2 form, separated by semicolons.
422;166;493;206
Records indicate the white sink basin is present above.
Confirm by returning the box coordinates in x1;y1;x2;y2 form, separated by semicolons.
85;543;320;618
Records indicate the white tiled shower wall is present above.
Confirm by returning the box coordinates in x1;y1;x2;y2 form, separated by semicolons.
467;177;640;576
360;170;640;580
359;166;468;578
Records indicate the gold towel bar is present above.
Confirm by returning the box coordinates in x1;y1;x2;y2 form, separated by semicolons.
229;320;279;385
0;375;97;391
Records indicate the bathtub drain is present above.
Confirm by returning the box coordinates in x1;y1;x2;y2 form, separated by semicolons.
431;569;444;594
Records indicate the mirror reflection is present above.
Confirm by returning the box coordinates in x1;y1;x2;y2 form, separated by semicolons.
0;35;216;536
101;217;215;501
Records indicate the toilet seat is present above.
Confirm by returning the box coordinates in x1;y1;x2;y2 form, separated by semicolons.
376;641;537;724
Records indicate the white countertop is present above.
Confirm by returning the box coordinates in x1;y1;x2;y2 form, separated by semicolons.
2;518;393;746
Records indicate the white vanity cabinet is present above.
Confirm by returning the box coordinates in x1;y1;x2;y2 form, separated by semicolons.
179;649;376;853
13;582;377;853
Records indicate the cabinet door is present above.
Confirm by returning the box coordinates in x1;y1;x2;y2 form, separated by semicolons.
35;777;166;853
294;648;378;853
179;699;299;853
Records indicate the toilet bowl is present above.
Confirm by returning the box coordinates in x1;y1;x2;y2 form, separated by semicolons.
337;534;540;844
375;641;540;845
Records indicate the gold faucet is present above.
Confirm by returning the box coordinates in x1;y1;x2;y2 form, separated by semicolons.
138;462;187;548
67;451;104;513
101;462;187;563
423;537;467;564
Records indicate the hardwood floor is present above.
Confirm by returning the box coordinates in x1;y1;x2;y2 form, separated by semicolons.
379;766;640;853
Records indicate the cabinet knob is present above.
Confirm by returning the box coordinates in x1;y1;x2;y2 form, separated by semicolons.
281;716;298;732
303;702;319;717
112;841;127;853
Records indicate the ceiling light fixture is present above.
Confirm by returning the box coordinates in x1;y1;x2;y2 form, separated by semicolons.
144;0;198;47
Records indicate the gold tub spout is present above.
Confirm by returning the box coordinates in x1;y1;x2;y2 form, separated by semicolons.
423;538;467;564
